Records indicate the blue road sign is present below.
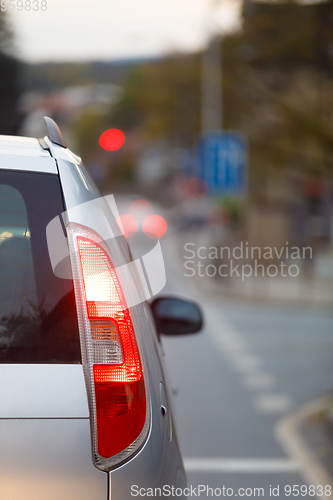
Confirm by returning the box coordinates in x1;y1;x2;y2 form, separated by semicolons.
198;132;247;194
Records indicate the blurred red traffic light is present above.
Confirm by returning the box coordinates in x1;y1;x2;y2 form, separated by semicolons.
99;129;125;151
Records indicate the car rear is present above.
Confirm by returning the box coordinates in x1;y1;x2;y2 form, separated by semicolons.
0;134;186;499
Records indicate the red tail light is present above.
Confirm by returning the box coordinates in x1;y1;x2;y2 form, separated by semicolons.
68;226;149;471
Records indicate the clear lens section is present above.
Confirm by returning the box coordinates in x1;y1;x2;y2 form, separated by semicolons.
77;237;121;305
90;319;121;342
91;321;123;364
67;224;150;471
92;340;123;364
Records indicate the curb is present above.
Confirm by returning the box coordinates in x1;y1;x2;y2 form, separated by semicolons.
275;397;333;499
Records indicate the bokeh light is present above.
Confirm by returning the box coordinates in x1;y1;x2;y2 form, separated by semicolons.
142;214;168;239
99;129;125;151
116;214;138;239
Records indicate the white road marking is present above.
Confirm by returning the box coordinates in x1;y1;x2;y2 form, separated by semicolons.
254;394;293;413
218;337;248;351
184;458;299;473
242;372;277;391
198;306;294;417
229;353;262;373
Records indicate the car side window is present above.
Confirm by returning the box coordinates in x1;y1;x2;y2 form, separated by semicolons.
0;172;81;363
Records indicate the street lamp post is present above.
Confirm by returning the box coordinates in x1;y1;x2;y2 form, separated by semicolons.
201;0;223;134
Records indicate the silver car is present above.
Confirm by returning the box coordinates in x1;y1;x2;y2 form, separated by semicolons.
0;117;203;500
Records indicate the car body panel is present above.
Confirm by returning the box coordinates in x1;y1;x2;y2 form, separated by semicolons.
0;136;48;155
0;136;56;173
0;364;88;418
0;418;107;500
110;305;186;499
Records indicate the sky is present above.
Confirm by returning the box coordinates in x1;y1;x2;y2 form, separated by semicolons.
8;0;241;63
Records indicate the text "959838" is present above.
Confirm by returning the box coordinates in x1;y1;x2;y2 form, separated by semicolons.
1;0;47;11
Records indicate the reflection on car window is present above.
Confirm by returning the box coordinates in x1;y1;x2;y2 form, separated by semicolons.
0;172;81;363
0;185;37;332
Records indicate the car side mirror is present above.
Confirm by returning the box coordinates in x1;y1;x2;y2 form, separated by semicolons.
150;296;203;336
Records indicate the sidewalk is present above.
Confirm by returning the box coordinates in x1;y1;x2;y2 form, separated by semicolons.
198;273;333;306
173;230;333;306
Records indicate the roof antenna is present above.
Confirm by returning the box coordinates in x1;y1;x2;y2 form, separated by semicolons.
44;116;67;148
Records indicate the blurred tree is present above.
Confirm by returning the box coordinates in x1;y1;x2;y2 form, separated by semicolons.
0;12;21;134
107;55;202;148
218;0;333;209
72;110;106;161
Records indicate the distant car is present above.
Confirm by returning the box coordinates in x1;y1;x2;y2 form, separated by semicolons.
0;117;203;500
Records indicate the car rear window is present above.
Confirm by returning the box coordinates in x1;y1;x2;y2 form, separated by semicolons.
0;170;81;363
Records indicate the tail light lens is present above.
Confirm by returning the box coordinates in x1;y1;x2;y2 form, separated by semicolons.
67;224;150;471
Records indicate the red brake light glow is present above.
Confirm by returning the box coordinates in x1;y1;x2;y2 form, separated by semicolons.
68;228;149;470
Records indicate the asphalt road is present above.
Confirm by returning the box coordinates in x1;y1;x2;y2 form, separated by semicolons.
127;224;333;500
